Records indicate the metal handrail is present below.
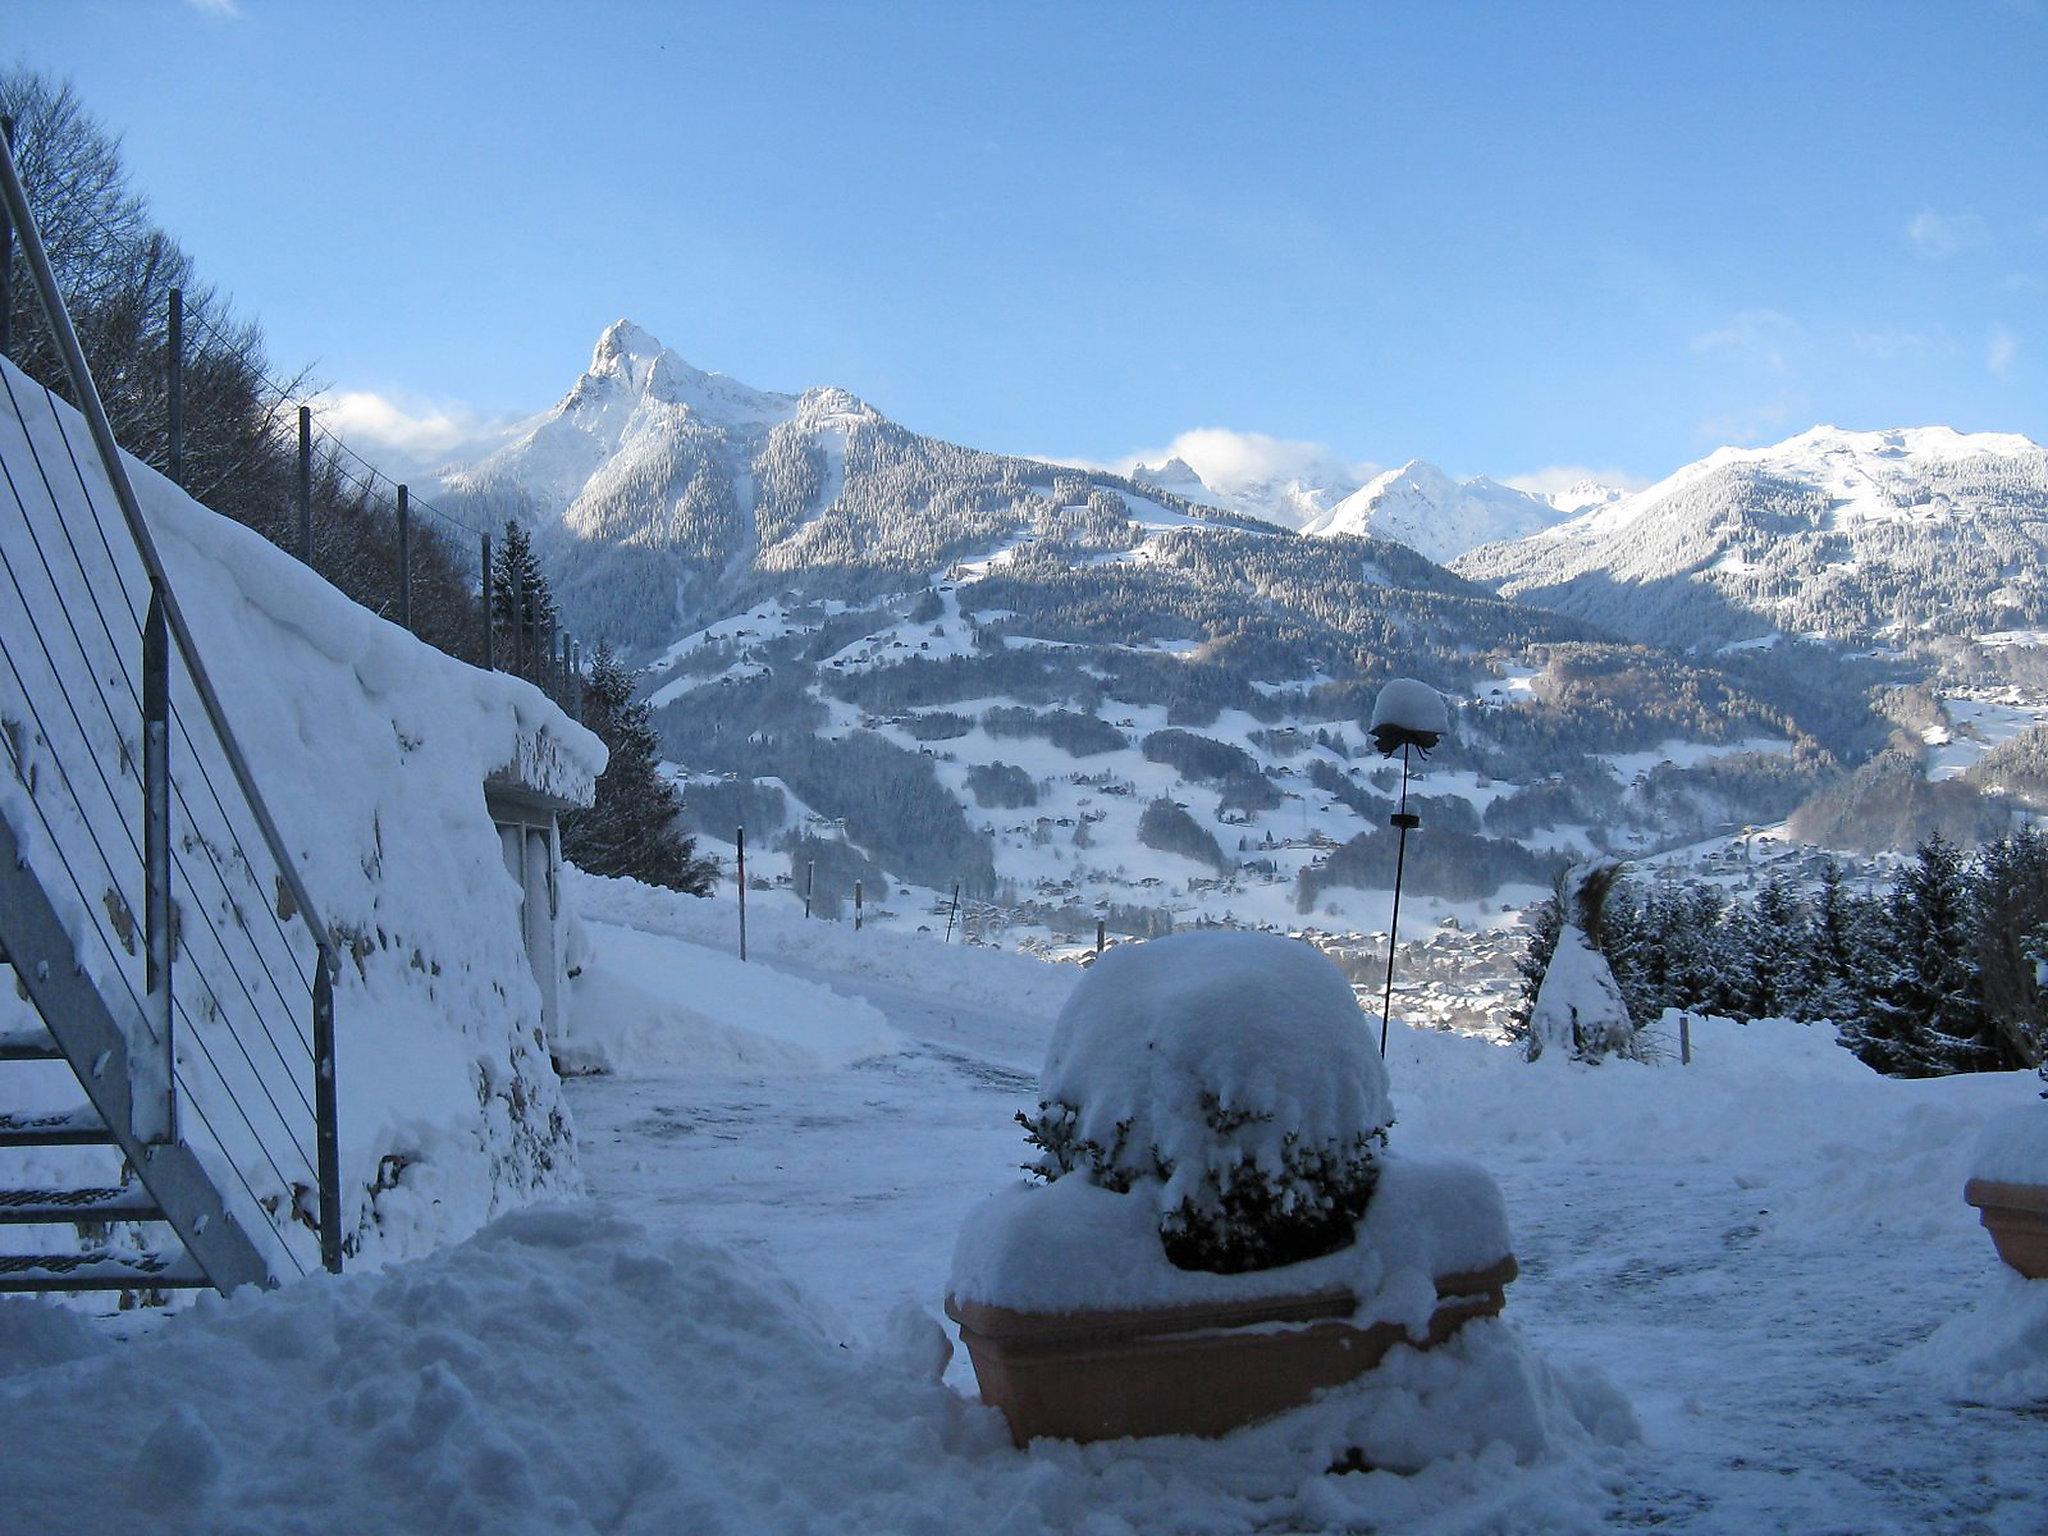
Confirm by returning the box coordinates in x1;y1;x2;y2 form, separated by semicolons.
0;132;343;1272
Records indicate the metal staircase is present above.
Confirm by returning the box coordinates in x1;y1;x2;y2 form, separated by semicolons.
0;133;341;1299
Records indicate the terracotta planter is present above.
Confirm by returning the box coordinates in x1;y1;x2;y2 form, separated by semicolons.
945;1256;1516;1446
1963;1179;2048;1280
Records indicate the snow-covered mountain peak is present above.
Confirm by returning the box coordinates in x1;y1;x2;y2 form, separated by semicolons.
1303;460;1568;563
1455;421;2048;648
573;318;800;432
589;318;667;377
1127;446;1361;531
1541;424;2048;547
796;384;880;427
1545;479;1627;516
1134;456;1207;497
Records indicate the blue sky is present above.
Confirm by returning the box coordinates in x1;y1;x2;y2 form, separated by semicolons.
14;0;2047;492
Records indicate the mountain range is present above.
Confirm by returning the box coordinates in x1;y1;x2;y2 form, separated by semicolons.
431;322;2048;920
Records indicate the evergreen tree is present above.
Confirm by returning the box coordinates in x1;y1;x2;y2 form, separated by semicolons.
1850;837;1994;1076
1509;894;1563;1044
1973;829;2048;1071
1619;884;1679;1023
1668;885;1728;1021
561;644;717;893
1745;873;1804;1020
1793;859;1877;1028
491;519;558;682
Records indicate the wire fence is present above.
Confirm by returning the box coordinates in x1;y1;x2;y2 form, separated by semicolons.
0;237;329;1284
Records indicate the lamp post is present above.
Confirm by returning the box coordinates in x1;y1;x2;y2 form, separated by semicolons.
1369;679;1449;1058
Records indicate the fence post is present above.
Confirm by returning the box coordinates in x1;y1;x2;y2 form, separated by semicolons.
312;960;342;1274
0;116;11;357
140;595;174;1145
1680;1013;1692;1066
165;287;183;486
297;404;313;564
1096;918;1106;955
736;825;747;962
480;531;494;669
854;879;864;931
396;484;411;631
805;859;815;918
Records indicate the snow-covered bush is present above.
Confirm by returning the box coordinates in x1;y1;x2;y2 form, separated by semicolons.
1017;931;1393;1274
1526;860;1642;1064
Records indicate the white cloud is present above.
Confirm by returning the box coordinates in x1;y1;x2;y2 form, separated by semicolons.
1691;309;1803;372
1107;427;1373;495
1501;465;1650;497
315;389;519;473
1988;326;2020;378
1907;210;1991;258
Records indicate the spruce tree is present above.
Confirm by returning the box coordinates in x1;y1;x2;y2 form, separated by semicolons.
1794;859;1876;1028
1669;885;1728;1020
1853;837;1993;1076
561;644;718;894
1509;893;1562;1046
491;519;558;683
1973;829;2048;1071
1745;873;1804;1020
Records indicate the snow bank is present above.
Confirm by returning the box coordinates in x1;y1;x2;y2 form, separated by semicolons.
950;1152;1509;1325
568;867;1075;1022
1039;930;1394;1207
0;358;604;1267
1901;1270;2048;1407
1969;1102;2048;1185
0;1205;1635;1535
556;919;898;1075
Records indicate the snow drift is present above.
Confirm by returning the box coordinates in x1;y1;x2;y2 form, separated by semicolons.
0;356;604;1267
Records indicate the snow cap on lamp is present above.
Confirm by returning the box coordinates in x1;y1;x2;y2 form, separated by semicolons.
1369;678;1449;757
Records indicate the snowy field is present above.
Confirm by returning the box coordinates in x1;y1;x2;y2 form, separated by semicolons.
3;881;2045;1534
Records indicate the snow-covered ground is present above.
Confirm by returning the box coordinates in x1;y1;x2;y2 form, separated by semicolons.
3;880;2044;1534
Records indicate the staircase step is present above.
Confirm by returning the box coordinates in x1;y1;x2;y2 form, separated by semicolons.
0;1107;115;1147
0;1186;162;1224
0;1249;210;1292
0;1026;62;1061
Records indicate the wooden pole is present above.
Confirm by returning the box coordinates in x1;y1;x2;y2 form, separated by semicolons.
1096;918;1106;955
480;531;494;669
945;882;960;941
396;484;411;631
854;880;864;931
1680;1012;1692;1066
297;404;313;564
165;288;183;486
736;826;748;962
805;859;815;919
512;572;526;675
0;116;12;357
